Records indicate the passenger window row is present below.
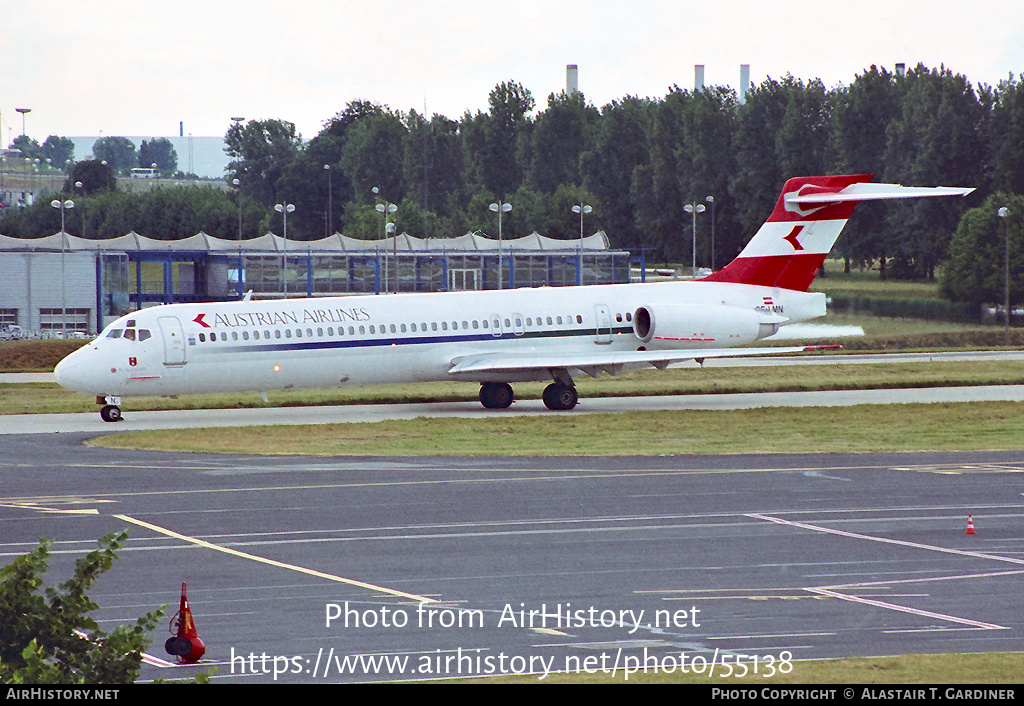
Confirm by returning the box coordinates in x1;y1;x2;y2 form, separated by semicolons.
192;312;609;344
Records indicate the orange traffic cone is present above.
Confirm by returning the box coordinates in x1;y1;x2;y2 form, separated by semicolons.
965;514;977;535
164;582;206;663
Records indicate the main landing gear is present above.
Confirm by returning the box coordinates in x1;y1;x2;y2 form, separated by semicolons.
479;382;514;409
542;383;578;411
97;396;123;422
478;381;579;410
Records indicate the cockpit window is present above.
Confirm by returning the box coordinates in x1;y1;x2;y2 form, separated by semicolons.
106;329;123;339
139;329;151;341
124;329;136;341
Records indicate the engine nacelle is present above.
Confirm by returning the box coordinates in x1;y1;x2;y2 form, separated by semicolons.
633;304;766;349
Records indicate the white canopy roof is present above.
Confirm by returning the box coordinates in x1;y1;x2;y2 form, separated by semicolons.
0;230;610;253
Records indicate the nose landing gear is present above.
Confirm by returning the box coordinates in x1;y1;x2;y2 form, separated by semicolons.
97;396;123;422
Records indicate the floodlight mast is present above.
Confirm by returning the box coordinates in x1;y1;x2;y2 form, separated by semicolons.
274;202;295;297
489;201;512;289
572;203;591;285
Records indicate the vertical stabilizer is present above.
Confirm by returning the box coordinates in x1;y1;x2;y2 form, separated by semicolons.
700;175;973;291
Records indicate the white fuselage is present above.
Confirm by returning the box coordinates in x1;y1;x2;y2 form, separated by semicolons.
53;279;826;399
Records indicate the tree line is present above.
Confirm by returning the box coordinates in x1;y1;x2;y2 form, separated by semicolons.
3;63;1023;306
224;63;1021;282
6;135;180;177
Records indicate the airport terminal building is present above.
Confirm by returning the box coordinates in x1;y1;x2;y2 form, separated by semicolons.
0;230;637;335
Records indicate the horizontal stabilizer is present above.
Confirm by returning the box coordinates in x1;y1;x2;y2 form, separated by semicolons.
787;183;975;204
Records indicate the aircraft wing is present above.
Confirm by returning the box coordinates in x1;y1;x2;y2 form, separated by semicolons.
448;345;836;380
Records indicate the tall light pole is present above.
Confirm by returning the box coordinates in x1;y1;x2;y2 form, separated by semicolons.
232;179;242;241
324;164;333;236
489;200;512;289
999;207;1010;346
386;222;398;293
51;197;74;337
706;195;716;271
572;202;592;286
15;108;30;137
378;201;398;292
74;181;85;238
275;202;295;297
683;201;706;273
373;188;397;293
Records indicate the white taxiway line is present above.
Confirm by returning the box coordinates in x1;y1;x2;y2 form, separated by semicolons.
746;513;1016;630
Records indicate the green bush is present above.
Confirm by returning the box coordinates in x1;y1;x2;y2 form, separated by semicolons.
0;531;163;684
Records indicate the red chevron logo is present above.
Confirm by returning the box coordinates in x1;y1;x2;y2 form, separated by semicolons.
783;225;805;251
193;313;211;328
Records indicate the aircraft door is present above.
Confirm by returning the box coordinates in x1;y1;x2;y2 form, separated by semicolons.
594;304;612;344
158;316;187;365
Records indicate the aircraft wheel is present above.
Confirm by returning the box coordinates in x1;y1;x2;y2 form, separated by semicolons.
479;382;514;409
100;404;123;422
543;383;578;411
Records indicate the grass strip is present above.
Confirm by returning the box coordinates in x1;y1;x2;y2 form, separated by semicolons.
7;360;1024;415
89;401;1024;456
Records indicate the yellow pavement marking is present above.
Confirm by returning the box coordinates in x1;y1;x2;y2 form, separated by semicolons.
113;513;436;604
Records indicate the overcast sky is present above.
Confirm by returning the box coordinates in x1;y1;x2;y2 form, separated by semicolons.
3;0;1023;144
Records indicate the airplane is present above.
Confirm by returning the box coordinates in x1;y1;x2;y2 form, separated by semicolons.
53;174;973;422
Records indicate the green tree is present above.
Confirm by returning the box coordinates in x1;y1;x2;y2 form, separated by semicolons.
41;136;75;169
677;86;740;268
832;66;906;274
138;138;178;177
224;119;302;206
987;74;1024;196
340;110;407;206
631;88;690;262
92;137;138;174
10;135;41;161
883;64;986;278
0;183;265;240
464;81;534;198
506;184;548;238
306;101;390;235
940;192;1024;309
0;531;163;684
63;160;116;196
339;201;383;241
731;76;825;237
402;111;466;238
547;183;602;241
580;96;654;248
525;91;599;195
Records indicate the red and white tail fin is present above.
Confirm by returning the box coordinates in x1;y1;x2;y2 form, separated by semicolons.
700;175;974;292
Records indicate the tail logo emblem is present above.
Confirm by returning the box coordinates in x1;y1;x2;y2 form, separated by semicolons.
783;186;833;217
783;225;805;251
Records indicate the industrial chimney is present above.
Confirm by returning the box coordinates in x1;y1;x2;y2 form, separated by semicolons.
739;64;750;105
695;64;705;91
566;64;578;96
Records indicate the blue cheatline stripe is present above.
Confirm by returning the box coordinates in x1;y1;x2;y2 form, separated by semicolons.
195;326;635;356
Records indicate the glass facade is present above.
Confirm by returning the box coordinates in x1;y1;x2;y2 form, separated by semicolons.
100;249;633;308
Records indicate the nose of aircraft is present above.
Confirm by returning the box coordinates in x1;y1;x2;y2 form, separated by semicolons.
53;346;97;394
